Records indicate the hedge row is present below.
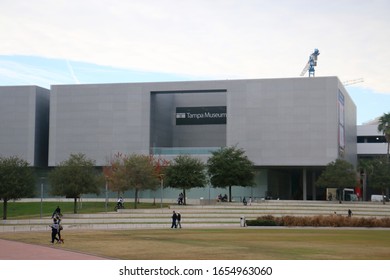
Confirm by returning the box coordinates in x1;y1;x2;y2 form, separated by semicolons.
246;215;390;227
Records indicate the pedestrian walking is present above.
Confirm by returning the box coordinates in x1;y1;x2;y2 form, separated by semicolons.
50;218;59;244
177;212;182;228
51;206;61;218
348;209;352;217
57;215;64;243
171;211;178;228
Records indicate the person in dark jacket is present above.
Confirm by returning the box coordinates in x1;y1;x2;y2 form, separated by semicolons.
177;212;182;228
171;211;177;228
52;206;61;218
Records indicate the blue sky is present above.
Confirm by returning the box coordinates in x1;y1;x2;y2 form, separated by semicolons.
1;0;389;124
0;55;190;86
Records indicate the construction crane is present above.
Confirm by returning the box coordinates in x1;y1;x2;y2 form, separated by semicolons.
342;78;364;86
300;49;320;77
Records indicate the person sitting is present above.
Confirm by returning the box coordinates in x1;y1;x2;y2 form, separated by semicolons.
178;193;184;205
117;197;124;208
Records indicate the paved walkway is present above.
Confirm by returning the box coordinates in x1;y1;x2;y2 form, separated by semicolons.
0;239;108;260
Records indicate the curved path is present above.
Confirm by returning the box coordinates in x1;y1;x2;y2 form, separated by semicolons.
0;239;108;260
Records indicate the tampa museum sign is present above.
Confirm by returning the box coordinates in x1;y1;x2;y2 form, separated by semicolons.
176;106;227;125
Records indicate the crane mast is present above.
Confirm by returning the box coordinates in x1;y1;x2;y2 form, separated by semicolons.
299;50;364;86
300;49;320;77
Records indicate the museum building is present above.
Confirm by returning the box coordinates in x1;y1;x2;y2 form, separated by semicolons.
0;77;360;201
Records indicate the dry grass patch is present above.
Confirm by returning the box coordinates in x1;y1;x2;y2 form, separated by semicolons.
1;228;390;260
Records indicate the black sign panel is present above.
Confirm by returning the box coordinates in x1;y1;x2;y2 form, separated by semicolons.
176;106;227;125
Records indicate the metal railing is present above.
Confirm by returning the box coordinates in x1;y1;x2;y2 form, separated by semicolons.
151;147;221;155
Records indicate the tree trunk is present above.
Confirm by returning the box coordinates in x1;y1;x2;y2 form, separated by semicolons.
385;139;389;204
2;199;8;220
73;197;78;213
229;186;232;202
382;189;386;205
183;189;186;205
134;189;139;209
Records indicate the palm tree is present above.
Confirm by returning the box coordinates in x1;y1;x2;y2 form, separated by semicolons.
358;158;374;201
377;112;390;162
377;112;390;203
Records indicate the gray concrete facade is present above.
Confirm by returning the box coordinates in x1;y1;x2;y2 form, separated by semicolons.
49;83;151;166
226;77;356;167
0;86;49;167
48;77;356;169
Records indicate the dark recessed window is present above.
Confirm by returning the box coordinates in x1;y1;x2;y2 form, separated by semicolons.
357;136;386;143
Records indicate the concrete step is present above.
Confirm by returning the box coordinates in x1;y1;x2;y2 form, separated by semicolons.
1;201;389;232
0;223;236;233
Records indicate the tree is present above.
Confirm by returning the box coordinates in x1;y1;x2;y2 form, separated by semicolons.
377;112;390;201
315;159;357;200
366;157;390;204
106;153;160;209
358;158;375;201
0;156;35;220
152;156;170;206
104;153;128;197
165;155;207;205
49;153;103;213
377;112;390;161
207;146;255;202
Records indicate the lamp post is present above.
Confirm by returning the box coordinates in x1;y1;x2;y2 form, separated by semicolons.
160;174;164;209
40;177;45;219
105;177;108;213
362;172;367;202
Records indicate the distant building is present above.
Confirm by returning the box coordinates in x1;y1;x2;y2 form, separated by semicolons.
0;86;49;167
0;77;366;201
357;118;388;158
357;118;388;201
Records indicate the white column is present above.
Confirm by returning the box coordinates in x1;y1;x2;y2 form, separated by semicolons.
302;168;307;200
312;171;316;200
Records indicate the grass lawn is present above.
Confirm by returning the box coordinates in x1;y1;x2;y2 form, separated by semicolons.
1;228;389;260
0;201;168;219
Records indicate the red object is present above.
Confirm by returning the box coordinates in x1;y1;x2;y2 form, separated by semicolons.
355;187;362;198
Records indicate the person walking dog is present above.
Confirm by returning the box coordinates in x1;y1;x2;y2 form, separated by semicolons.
50;218;60;244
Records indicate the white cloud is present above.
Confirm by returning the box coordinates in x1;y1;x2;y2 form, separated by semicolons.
1;0;389;93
